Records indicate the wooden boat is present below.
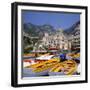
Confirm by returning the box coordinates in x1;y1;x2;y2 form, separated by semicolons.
23;59;36;67
23;68;49;77
23;53;35;57
35;55;60;63
23;60;59;77
26;58;59;68
61;60;77;75
37;53;50;57
49;60;77;76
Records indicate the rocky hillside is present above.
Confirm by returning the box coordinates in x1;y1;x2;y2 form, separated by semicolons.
23;23;56;38
23;21;80;37
64;21;80;35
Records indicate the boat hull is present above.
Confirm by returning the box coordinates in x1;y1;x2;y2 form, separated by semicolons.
23;68;49;77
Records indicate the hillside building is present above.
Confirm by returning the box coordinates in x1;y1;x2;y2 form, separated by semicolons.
42;29;71;50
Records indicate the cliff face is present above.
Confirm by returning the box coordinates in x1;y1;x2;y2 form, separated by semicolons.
64;21;80;35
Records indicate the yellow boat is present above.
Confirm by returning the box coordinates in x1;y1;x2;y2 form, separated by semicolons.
37;53;50;57
25;58;77;75
62;60;77;75
49;63;63;72
23;53;35;57
26;57;60;68
49;60;77;75
26;59;59;72
33;62;58;73
73;53;80;58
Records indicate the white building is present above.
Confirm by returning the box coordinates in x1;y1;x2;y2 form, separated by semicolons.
71;22;80;50
42;29;71;50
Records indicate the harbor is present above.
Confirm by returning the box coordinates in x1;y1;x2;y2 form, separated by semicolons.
23;48;80;77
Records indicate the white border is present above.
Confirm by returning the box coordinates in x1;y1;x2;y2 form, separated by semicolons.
18;5;86;84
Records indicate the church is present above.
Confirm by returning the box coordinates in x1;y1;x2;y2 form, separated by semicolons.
42;29;72;50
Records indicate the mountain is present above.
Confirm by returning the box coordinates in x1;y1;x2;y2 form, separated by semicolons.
23;21;80;39
64;21;80;35
23;23;56;38
23;21;80;37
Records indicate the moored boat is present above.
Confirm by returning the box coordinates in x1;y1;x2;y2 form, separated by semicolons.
49;60;77;76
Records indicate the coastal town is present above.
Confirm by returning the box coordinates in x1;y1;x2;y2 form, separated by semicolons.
22;21;80;77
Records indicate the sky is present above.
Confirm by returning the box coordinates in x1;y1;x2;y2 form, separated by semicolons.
22;10;80;30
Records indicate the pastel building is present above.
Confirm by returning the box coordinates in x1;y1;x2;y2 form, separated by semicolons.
42;29;71;50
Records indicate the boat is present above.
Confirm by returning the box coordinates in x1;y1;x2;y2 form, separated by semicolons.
48;63;65;76
37;53;50;57
23;59;59;77
23;53;35;59
49;60;77;76
35;55;60;63
36;55;54;60
23;68;49;77
61;60;77;75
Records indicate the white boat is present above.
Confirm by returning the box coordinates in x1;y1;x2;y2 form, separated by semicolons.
23;59;36;67
36;55;56;60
